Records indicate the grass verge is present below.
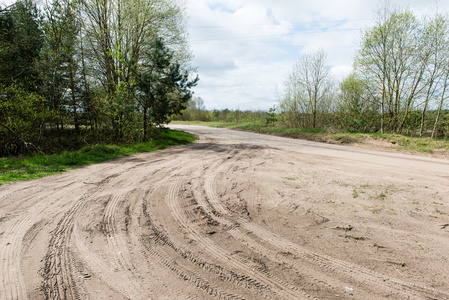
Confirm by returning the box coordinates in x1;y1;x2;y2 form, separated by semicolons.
172;121;449;154
0;129;196;185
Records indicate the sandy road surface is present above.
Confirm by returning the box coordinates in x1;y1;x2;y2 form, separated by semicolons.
1;124;449;299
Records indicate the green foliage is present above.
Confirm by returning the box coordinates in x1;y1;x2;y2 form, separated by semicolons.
135;38;198;141
0;0;43;89
0;129;196;184
176;97;212;121
0;0;196;156
265;106;277;126
0;83;50;155
337;73;378;133
355;7;449;134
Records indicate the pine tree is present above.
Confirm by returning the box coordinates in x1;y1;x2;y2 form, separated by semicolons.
136;38;198;141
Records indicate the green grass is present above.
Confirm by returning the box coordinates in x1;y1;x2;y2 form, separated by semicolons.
0;129;196;185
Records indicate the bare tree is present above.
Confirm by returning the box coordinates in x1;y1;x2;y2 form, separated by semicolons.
278;50;334;128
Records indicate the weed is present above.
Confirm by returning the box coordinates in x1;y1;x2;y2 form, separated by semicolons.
413;201;420;205
347;235;365;240
418;244;427;251
352;189;359;198
378;192;387;200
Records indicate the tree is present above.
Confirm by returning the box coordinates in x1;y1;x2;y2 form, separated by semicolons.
0;0;42;90
278;50;334;128
39;0;81;141
419;13;449;137
136;38;198;140
355;5;449;134
0;0;197;155
0;83;48;155
79;0;192;140
338;73;377;132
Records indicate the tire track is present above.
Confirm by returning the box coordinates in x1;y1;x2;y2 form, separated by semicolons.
204;167;449;300
102;190;144;299
191;175;343;299
141;190;273;299
140;238;245;300
0;210;31;300
0;187;79;300
42;174;119;300
103;192;133;272
72;221;139;299
166;177;315;299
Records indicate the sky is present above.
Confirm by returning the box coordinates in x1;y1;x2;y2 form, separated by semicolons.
186;0;449;111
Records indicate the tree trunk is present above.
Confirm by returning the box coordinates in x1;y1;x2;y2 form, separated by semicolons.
432;72;448;139
143;105;148;141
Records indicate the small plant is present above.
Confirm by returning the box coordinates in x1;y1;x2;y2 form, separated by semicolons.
352;189;359;198
378;192;387;200
347;235;365;240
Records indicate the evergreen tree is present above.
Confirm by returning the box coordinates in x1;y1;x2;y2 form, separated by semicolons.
136;38;198;141
0;0;42;90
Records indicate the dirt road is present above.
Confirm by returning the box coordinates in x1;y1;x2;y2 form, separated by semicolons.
1;124;449;299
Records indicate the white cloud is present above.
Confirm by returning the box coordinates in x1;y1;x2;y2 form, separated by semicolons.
187;0;449;111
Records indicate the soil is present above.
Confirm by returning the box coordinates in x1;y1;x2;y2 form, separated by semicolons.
1;124;449;299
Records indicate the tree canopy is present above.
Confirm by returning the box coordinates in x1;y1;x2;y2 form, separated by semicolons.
0;0;197;156
274;5;449;138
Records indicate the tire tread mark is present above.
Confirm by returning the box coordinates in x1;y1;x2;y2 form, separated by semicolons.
72;222;136;299
42;174;119;300
102;191;143;298
142;194;276;298
205;172;449;300
166;178;314;299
